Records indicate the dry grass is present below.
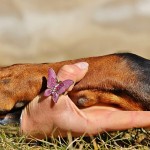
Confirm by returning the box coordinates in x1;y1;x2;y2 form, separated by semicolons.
0;124;149;150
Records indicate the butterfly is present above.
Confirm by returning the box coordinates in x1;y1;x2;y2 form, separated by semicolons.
44;68;74;103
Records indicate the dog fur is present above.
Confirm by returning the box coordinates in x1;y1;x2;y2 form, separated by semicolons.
0;53;150;123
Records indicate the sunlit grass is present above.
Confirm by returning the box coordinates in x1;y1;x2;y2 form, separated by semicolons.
0;125;149;150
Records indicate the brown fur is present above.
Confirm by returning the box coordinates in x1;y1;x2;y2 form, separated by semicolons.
0;52;149;118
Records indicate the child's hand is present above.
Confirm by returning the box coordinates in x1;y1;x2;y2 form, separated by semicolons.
20;62;150;139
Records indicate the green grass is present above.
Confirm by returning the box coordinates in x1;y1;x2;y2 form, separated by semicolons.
0;125;149;150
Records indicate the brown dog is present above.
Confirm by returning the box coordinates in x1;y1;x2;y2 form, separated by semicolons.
0;53;150;124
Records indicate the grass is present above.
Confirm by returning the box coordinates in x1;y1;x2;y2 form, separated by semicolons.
0;125;149;150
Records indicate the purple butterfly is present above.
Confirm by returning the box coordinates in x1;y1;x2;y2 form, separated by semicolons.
44;68;74;103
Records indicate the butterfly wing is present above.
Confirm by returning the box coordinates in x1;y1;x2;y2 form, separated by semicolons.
44;89;59;103
47;68;57;88
52;92;59;103
57;80;74;95
44;89;52;97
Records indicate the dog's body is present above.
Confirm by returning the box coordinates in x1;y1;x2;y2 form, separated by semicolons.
0;53;150;124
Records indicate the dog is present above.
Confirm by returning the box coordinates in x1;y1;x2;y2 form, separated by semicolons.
0;53;150;124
